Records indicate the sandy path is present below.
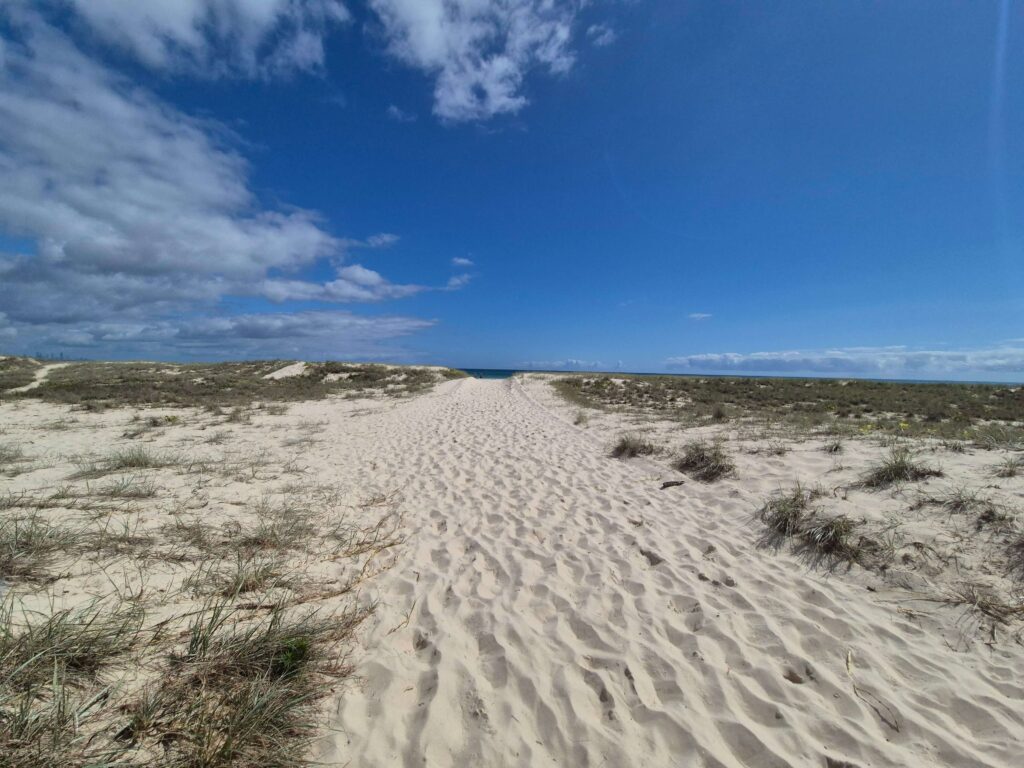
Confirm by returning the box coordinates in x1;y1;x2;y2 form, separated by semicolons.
309;378;1022;767
5;362;68;392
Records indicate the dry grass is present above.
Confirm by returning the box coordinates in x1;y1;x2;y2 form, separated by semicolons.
674;440;735;482
991;455;1022;478
0;515;77;582
184;554;290;598
945;583;1024;624
232;507;317;554
913;486;1002;519
0;601;143;691
0;444;26;467
1007;536;1024;581
94;476;158;499
610;434;656;459
756;484;888;568
0;601;146;765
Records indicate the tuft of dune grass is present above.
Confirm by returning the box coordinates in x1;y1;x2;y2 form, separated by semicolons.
859;447;942;489
675;440;735;482
121;601;371;767
72;446;180;480
991;456;1022;479
610;435;656;459
0;515;77;582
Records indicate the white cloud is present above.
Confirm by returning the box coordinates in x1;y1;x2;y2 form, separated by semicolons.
451;256;474;267
52;0;350;77
358;233;400;249
6;311;433;360
385;104;417;122
0;9;437;358
666;345;1024;380
368;0;577;121
688;312;712;320
587;24;616;47
445;273;472;290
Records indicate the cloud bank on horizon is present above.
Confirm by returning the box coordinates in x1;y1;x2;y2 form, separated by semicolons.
667;345;1024;381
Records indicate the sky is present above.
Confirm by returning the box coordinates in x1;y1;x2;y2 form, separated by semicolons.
0;1;1022;381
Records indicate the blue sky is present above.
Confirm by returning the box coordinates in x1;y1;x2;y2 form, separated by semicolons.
1;1;1022;380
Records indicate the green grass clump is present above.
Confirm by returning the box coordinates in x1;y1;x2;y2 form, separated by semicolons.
94;476;157;499
674;440;735;482
610;435;656;459
860;447;942;488
801;516;857;557
757;484;820;537
122;602;369;766
72;447;179;479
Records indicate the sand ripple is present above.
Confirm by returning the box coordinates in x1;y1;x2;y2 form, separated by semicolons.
309;378;1023;767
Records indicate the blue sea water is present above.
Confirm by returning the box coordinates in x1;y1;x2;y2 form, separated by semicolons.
461;369;521;379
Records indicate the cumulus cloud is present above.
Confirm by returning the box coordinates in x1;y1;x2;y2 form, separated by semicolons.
368;0;577;121
586;24;616;47
688;312;712;320
0;9;441;358
452;256;474;267
666;345;1024;380
51;0;349;77
8;311;434;360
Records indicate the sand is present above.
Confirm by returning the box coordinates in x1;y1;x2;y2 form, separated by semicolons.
311;376;1023;767
2;372;1022;766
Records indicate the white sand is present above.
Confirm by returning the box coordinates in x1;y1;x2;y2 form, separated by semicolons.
307;376;1023;767
263;361;308;379
2;373;1021;766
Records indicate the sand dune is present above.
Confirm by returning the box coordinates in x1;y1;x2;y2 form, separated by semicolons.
309;376;1023;767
